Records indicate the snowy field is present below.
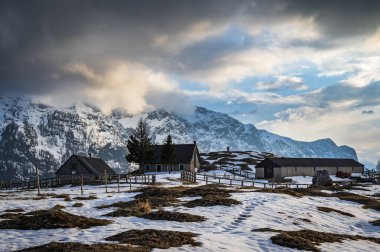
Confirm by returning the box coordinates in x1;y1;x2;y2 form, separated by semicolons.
0;173;379;251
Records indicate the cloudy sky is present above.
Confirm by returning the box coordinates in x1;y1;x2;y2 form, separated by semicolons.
1;0;379;164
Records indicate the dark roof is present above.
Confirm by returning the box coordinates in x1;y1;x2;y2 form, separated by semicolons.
145;144;198;164
256;158;364;168
74;155;116;175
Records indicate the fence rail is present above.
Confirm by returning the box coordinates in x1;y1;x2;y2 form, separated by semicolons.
0;174;154;191
181;171;312;188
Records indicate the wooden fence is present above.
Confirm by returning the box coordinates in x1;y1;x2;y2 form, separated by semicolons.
0;174;154;191
181;171;312;188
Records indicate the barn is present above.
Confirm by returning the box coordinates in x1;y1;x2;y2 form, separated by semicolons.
255;157;364;180
55;154;116;179
142;142;201;173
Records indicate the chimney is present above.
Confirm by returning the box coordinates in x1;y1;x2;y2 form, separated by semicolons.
193;140;197;145
227;147;230;152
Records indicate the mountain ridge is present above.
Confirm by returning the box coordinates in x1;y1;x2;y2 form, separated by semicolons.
0;96;358;181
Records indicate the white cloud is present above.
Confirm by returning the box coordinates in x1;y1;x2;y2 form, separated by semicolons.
256;75;308;91
41;61;193;115
257;105;380;163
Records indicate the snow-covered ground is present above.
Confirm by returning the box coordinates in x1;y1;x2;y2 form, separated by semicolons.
0;173;379;251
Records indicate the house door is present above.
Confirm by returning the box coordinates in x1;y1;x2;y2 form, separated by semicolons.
265;166;273;178
157;164;162;172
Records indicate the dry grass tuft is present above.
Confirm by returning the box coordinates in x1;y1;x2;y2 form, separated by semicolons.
317;207;355;217
72;202;84;207
105;229;201;249
137;200;151;214
16;242;150;252
0;206;112;230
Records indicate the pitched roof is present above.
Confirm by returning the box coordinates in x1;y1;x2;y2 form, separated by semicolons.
74;155;116;175
256;158;364;168
145;144;197;164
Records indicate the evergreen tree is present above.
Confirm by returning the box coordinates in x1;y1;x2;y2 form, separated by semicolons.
376;161;380;173
161;134;176;173
126;118;154;172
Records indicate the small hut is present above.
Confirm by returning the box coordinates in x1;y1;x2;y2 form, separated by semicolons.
55;154;116;179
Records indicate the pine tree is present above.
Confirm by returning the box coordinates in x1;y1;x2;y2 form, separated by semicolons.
161;134;176;173
126;118;154;172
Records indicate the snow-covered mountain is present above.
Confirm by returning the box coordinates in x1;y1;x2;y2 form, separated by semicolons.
0;96;358;181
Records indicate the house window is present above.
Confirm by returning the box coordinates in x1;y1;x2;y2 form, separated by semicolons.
313;167;316;171
156;164;162;172
295;167;297;172
145;164;150;171
71;164;76;175
179;164;184;171
352;167;354;171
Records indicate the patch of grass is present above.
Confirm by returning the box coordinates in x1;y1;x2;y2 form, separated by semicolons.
183;195;241;208
135;187;186;199
317;206;355;217
143;211;206;222
370;220;380;226
252;228;380;252
256;187;380;211
0;213;24;219
255;187;324;197
4;208;25;213
73;195;97;200
97;196;179;209
334;192;380;211
0;206;112;230
16;242;150;252
105;229;201;249
40;193;71;201
182;184;232;197
252;229;380;252
105;209;206;222
72;202;84;207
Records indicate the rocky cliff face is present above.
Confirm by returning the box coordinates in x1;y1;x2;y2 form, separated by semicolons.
0;96;358;181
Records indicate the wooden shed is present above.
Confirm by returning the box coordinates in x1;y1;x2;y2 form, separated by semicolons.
141;142;201;173
255;157;364;180
55;154;116;179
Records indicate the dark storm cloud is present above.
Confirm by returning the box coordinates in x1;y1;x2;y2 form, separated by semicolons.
1;0;380;94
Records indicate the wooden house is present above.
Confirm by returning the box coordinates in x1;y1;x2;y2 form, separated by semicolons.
141;142;201;173
55;154;116;179
255;157;364;180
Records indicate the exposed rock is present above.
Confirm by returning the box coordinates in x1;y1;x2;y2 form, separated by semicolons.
312;170;333;187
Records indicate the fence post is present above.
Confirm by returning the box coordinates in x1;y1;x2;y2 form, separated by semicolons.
230;179;232;187
35;166;41;196
104;170;108;193
129;177;132;190
206;176;208;185
80;174;84;195
117;174;120;193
